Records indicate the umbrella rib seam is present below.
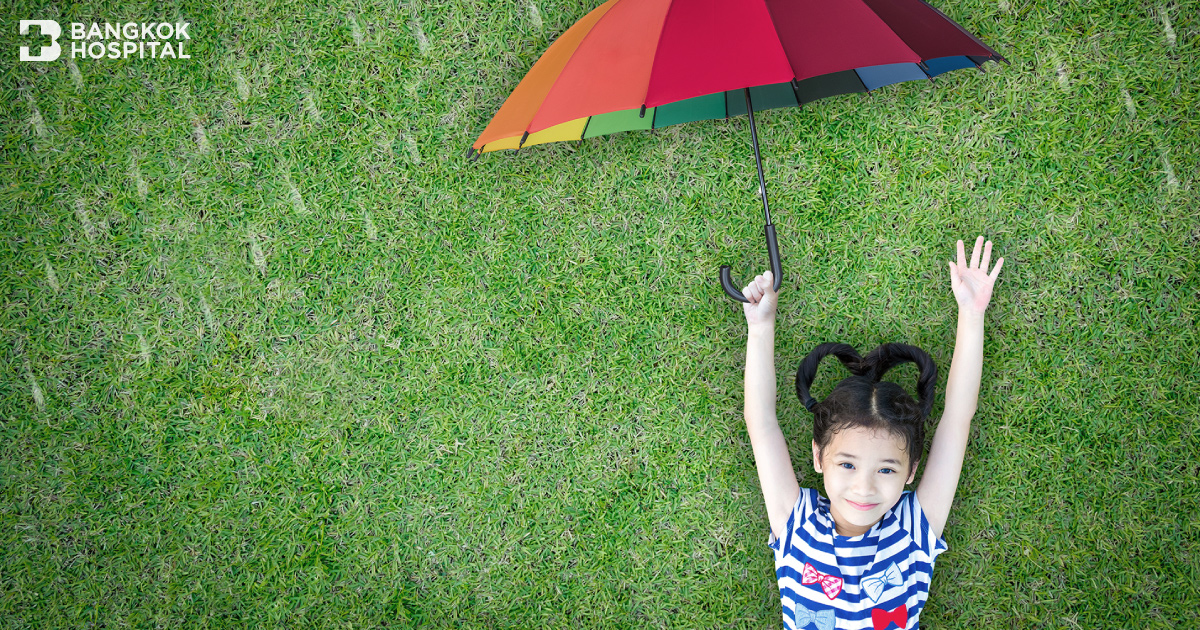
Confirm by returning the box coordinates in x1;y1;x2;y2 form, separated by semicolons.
527;0;623;136
858;0;925;65
852;68;869;93
643;0;681;108
915;0;1002;58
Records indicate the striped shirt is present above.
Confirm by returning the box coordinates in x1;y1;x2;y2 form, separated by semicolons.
768;489;947;630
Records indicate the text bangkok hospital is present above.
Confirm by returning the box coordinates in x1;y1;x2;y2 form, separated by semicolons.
20;21;191;61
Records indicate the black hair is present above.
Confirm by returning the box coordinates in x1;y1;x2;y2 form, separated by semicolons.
795;342;938;474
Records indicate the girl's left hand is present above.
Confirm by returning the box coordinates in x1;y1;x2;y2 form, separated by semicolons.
949;236;1004;314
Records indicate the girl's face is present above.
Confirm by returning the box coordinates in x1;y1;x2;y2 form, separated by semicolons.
812;426;917;538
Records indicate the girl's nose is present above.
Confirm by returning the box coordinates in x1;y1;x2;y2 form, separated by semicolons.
853;471;876;496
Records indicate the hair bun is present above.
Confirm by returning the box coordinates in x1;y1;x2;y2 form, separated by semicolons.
795;343;864;413
860;343;938;420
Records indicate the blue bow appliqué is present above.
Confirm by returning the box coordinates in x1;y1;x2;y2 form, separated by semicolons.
862;562;903;603
794;605;835;630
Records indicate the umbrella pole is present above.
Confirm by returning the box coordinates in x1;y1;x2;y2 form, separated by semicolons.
719;88;784;301
745;88;772;227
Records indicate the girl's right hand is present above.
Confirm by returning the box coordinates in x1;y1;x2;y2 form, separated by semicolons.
742;271;778;328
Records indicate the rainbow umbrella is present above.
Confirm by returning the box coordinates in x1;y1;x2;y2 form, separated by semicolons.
470;0;1004;302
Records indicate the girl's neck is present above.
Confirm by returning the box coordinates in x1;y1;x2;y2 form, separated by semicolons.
833;516;872;538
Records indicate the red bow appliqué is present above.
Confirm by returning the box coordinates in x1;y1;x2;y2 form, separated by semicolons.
800;563;843;600
871;605;908;630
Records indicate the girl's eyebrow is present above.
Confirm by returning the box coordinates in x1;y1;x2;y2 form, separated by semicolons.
834;452;902;465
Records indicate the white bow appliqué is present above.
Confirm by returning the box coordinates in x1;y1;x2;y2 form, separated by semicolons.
862;562;903;603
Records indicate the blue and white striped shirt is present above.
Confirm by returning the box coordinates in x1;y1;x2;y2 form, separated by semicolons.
768;489;947;630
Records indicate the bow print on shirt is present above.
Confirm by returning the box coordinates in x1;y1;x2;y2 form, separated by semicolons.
862;562;903;603
871;604;908;630
801;562;843;600
793;605;835;630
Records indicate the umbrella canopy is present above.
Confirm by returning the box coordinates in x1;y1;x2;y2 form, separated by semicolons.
470;0;1003;155
470;0;1003;302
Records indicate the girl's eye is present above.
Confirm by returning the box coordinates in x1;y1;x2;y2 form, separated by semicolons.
879;468;895;475
839;463;854;470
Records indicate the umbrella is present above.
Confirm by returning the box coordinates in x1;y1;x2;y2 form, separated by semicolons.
470;0;1005;302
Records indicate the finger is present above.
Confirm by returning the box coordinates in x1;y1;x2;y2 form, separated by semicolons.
760;278;771;298
981;240;992;272
762;270;774;292
989;257;1005;280
743;283;757;303
956;239;966;268
947;261;959;284
970;235;983;269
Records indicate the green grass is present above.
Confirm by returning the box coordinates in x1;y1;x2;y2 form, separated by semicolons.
1;0;1197;627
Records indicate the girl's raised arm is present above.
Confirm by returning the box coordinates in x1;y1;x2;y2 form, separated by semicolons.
742;272;801;540
917;237;1003;538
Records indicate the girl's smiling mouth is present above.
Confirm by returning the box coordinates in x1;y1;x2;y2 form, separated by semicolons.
847;500;879;511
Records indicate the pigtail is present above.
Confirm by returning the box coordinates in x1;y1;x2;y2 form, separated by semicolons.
860;343;938;421
795;343;865;413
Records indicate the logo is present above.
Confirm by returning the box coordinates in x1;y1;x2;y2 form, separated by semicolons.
20;20;61;61
19;20;191;61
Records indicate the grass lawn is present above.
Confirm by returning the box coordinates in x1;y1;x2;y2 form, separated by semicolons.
2;0;1197;627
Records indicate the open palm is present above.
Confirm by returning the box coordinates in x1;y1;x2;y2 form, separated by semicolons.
949;236;1004;315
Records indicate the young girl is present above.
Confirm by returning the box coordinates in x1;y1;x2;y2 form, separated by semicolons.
741;236;1003;630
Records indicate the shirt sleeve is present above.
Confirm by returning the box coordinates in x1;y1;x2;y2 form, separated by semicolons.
898;491;948;562
768;488;814;559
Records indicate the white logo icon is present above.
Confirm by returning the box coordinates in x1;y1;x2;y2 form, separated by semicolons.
20;20;62;61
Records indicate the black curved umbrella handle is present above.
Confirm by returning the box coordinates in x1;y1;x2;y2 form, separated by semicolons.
720;224;782;303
